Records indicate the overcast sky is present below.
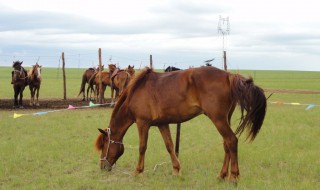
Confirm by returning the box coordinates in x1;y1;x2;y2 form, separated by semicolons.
0;0;319;71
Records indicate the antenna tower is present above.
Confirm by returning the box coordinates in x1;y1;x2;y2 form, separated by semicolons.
218;16;230;70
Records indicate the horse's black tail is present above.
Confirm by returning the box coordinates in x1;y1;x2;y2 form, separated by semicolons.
77;73;87;97
230;74;267;141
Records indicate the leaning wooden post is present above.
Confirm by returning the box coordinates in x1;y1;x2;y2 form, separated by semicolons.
175;123;181;157
98;48;103;104
150;54;153;68
62;52;67;100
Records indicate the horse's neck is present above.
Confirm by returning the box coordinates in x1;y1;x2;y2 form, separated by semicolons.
110;106;134;141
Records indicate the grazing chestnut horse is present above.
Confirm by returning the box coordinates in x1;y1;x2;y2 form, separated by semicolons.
12;61;28;108
28;63;42;106
77;66;103;101
95;66;266;183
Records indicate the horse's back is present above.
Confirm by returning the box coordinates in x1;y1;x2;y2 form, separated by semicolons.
127;67;232;124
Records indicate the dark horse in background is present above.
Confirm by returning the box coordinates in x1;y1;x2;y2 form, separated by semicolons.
28;63;42;106
12;61;28;108
164;66;181;72
95;66;266;184
77;66;103;101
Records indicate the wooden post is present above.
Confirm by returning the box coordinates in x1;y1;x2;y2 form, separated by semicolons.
98;48;103;104
223;51;227;71
175;123;181;157
150;54;153;68
62;52;67;100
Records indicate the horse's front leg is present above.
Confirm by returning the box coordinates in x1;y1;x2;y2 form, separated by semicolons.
158;124;181;176
19;88;24;108
132;123;150;176
13;89;19;108
35;87;40;106
29;87;34;106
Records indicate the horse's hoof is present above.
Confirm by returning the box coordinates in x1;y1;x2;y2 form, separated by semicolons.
132;170;143;176
19;106;24;109
228;176;238;186
228;179;238;186
172;169;181;176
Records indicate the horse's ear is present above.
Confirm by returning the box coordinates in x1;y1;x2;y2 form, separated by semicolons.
98;128;108;136
21;61;23;64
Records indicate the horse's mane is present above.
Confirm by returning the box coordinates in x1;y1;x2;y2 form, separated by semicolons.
95;132;104;151
112;67;153;115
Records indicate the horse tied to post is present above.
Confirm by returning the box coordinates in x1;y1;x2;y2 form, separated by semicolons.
95;66;266;183
109;64;135;103
12;61;28;108
28;63;42;106
78;66;103;101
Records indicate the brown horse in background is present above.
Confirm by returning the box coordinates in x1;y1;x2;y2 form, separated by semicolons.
77;66;103;101
28;63;42;106
95;66;266;183
109;64;134;103
12;61;28;108
88;71;111;102
126;65;135;77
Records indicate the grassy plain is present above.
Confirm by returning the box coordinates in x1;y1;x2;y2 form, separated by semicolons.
0;67;320;189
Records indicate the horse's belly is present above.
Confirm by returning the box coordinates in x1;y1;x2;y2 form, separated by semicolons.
150;105;202;125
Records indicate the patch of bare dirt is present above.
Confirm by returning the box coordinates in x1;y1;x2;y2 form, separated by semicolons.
1;89;319;110
0;98;113;110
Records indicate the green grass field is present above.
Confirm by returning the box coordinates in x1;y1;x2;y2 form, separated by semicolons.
0;67;320;189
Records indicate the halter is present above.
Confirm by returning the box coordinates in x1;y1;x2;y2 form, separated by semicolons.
100;128;123;170
13;68;27;80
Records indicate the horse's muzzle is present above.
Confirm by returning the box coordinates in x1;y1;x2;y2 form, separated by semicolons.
101;162;112;171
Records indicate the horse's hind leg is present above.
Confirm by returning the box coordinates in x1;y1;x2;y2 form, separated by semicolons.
207;111;239;183
218;141;230;180
217;120;239;182
158;124;181;176
86;85;91;101
217;104;236;181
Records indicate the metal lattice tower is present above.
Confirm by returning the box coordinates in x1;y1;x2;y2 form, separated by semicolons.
218;16;230;51
218;16;230;70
